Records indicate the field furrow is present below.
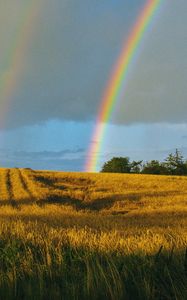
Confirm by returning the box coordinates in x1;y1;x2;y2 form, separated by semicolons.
0;168;11;202
21;169;49;201
8;169;29;204
18;169;35;200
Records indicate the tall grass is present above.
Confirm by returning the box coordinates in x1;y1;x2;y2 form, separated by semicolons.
0;220;186;300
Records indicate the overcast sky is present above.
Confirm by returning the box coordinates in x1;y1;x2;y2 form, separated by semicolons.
0;0;186;171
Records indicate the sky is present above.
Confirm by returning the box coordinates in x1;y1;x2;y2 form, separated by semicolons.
0;0;186;171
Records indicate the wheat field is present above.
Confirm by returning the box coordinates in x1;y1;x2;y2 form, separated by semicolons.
0;168;186;299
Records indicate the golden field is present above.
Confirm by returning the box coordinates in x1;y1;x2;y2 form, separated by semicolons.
0;168;186;299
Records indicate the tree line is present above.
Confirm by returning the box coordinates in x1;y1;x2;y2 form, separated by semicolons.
101;149;187;175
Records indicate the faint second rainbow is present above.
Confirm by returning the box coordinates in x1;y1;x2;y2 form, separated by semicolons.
0;0;42;128
85;0;162;172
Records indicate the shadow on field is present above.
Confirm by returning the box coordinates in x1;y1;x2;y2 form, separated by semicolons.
0;194;121;212
0;189;186;214
34;175;58;186
37;194;116;211
34;174;94;188
0;198;34;208
44;195;83;208
43;189;187;210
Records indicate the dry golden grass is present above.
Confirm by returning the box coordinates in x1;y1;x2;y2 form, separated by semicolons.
0;168;186;250
0;168;186;299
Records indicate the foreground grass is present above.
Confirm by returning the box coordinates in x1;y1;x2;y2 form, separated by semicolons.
0;168;186;299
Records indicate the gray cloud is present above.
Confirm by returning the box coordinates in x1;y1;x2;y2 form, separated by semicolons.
0;0;186;129
13;148;85;159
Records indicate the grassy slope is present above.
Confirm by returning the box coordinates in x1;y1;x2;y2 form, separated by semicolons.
0;168;186;299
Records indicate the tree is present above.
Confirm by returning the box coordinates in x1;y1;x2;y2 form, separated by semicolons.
101;157;131;173
100;150;187;175
142;160;168;175
130;160;143;173
164;149;187;175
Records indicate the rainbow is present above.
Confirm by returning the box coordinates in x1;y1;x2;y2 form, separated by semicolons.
85;0;162;172
0;0;41;128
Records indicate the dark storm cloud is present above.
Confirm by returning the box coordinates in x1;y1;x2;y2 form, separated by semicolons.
0;0;186;129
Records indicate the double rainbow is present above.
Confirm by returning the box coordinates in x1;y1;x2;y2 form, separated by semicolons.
85;0;162;172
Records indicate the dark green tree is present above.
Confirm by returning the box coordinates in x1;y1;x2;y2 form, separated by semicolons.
101;157;131;173
101;150;187;175
142;160;168;175
164;149;187;175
